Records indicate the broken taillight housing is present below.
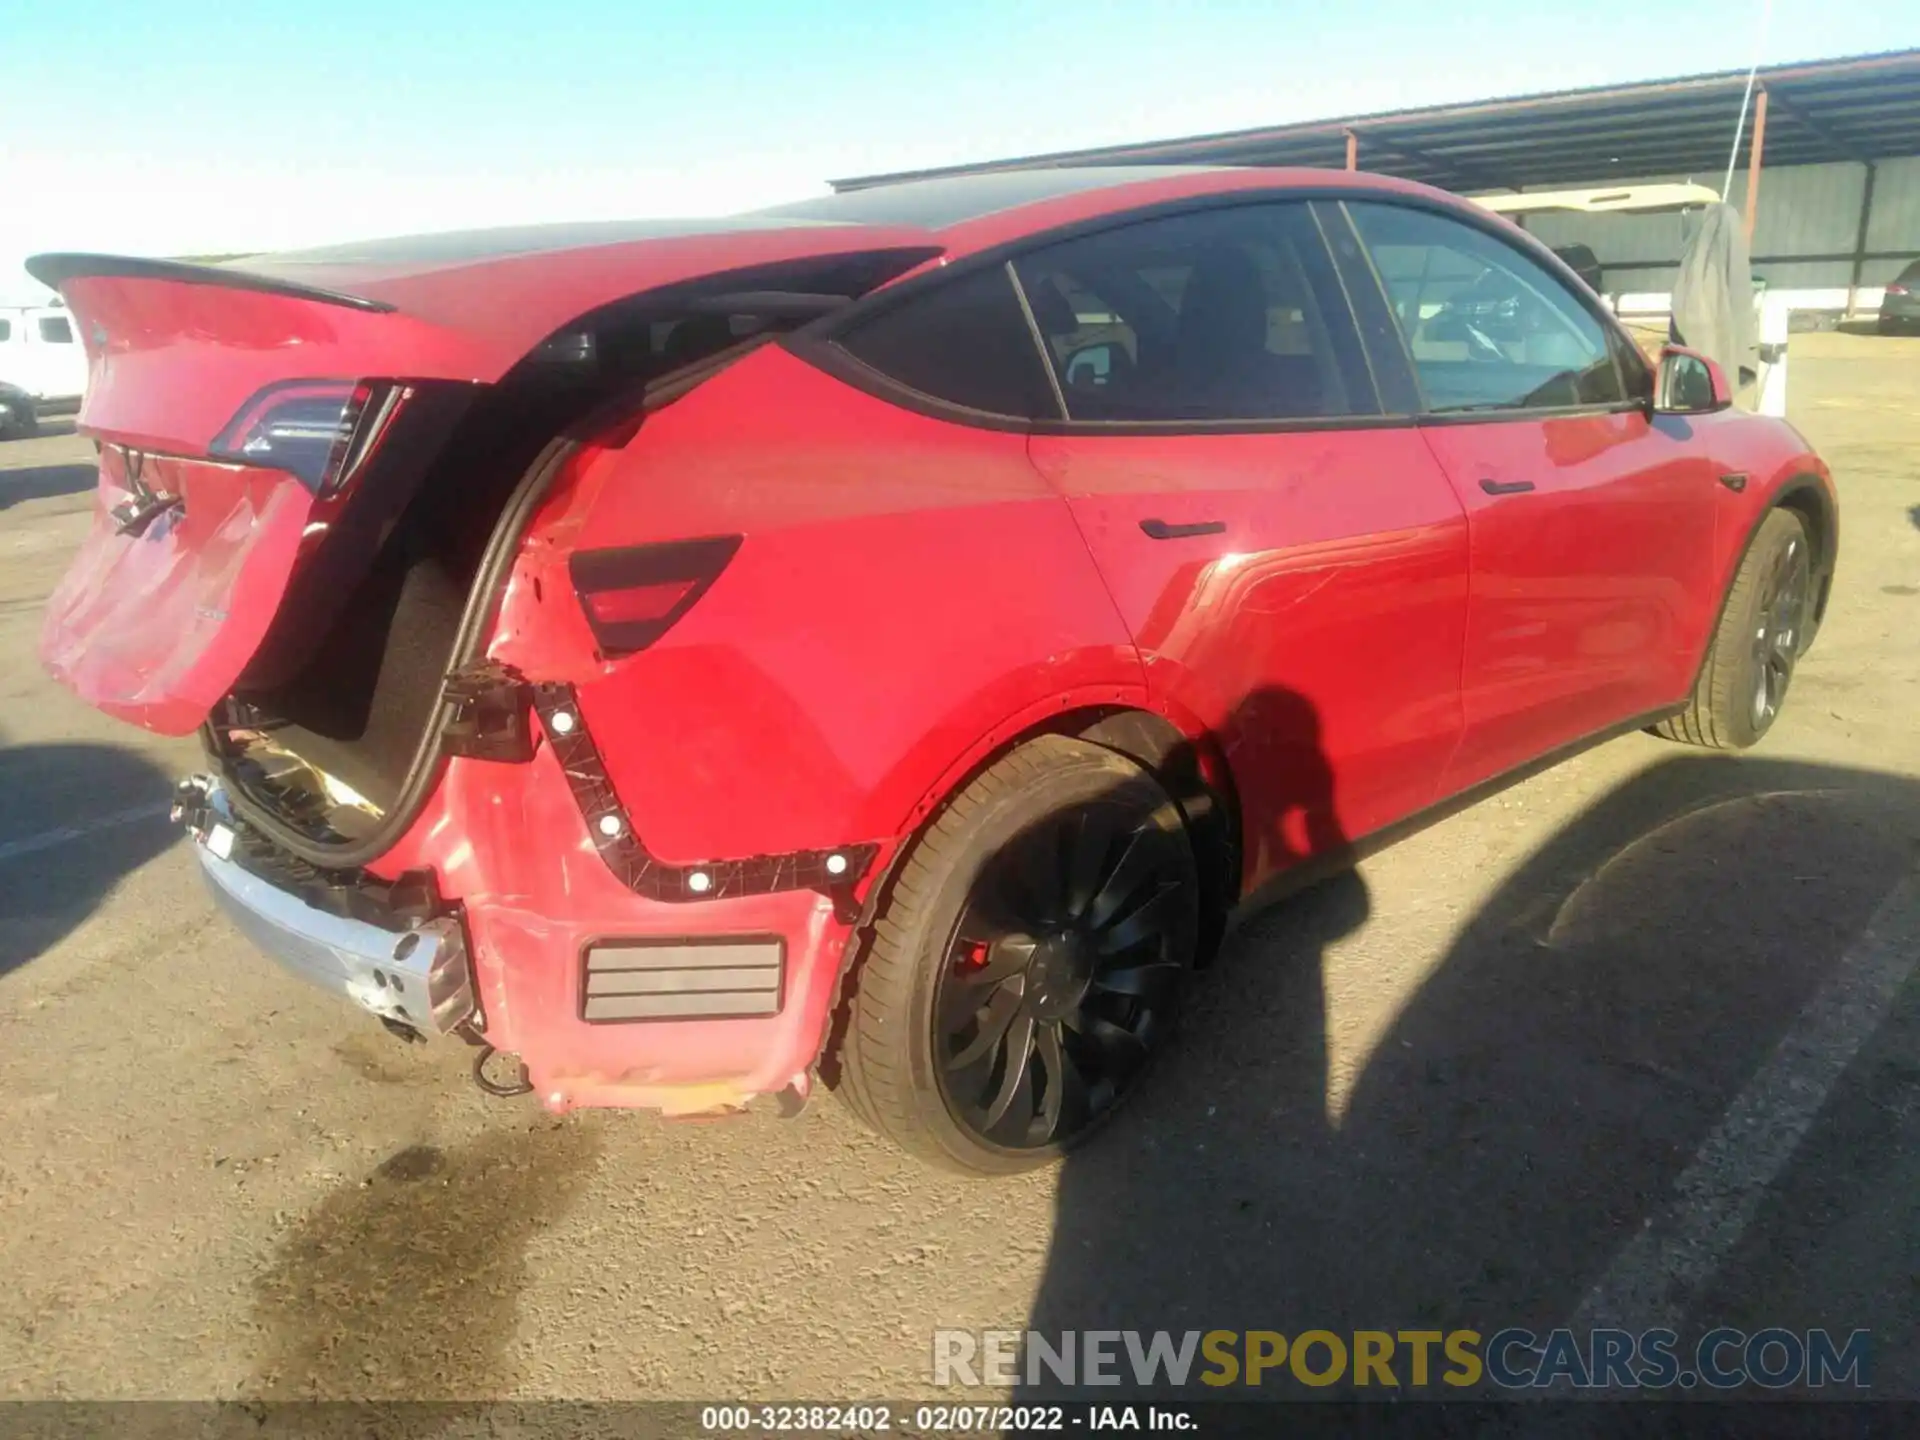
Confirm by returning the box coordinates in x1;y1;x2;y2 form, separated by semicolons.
569;536;742;657
210;379;411;494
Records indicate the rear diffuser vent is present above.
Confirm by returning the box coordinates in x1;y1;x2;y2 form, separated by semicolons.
581;937;784;1022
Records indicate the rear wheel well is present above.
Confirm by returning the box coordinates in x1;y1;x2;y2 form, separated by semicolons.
1056;707;1240;959
841;703;1240;1008
818;703;1241;1093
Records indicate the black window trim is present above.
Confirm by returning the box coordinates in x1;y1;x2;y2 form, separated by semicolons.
1309;199;1425;416
1005;260;1071;422
788;189;1430;438
1326;198;1648;426
784;182;1657;435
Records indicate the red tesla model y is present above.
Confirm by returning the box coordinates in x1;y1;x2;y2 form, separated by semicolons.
31;166;1836;1173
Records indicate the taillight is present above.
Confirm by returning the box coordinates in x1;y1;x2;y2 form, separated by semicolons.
210;378;410;494
569;536;742;657
1889;282;1910;295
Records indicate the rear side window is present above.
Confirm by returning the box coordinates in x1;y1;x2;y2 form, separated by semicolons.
37;316;74;343
833;264;1059;419
1012;203;1378;422
1347;202;1625;413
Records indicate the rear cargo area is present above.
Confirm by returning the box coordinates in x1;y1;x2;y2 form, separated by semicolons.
214;311;754;844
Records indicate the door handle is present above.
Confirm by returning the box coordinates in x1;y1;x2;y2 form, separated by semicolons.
1140;518;1227;539
1478;479;1536;496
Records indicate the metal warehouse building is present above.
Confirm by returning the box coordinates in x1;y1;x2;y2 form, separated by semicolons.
832;49;1920;318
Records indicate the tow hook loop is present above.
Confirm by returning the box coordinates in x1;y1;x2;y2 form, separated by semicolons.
473;1045;534;1098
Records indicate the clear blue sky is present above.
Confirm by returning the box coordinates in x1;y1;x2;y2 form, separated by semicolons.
2;0;1913;299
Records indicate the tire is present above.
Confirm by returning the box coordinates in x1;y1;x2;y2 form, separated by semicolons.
835;734;1200;1174
0;406;36;441
1654;508;1813;750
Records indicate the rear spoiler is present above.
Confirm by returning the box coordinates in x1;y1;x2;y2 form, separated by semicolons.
27;234;945;452
25;253;395;314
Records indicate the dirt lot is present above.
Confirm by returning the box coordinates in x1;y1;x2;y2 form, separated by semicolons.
2;332;1919;1405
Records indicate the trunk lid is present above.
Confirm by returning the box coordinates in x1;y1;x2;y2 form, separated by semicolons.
29;225;940;736
41;442;318;734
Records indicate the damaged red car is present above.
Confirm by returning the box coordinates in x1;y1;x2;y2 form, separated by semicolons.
32;166;1836;1173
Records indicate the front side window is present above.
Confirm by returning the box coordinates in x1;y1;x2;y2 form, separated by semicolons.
0;320;11;343
37;316;74;344
1347;202;1624;414
1012;203;1378;423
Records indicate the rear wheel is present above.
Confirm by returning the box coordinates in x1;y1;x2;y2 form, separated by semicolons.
835;735;1200;1174
1654;508;1812;750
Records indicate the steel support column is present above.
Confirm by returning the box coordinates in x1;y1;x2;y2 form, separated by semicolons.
1846;162;1879;318
1744;85;1769;243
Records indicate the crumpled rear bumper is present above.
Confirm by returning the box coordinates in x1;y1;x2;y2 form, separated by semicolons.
180;778;477;1038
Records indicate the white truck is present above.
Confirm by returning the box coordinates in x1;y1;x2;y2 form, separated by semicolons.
0;301;88;438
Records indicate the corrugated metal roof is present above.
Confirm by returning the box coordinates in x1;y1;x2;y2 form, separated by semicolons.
831;49;1920;195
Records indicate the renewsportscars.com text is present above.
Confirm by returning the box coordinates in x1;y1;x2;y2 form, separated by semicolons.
933;1327;1871;1391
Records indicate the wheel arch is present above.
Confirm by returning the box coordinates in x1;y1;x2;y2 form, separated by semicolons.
1690;471;1837;695
817;698;1244;1086
868;696;1243;960
1769;475;1838;636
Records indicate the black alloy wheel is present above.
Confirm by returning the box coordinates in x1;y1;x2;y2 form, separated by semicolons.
933;796;1195;1151
1653;507;1815;751
832;734;1202;1173
1750;526;1811;732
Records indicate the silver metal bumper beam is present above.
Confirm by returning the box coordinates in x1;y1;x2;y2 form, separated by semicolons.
185;780;475;1037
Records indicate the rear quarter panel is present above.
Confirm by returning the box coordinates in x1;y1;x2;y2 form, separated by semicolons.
485;344;1147;863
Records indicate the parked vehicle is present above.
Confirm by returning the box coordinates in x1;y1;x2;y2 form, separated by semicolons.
0;380;37;440
1879;259;1920;334
0;302;88;431
30;166;1837;1173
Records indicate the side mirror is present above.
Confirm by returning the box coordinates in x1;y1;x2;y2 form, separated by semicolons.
1655;346;1732;415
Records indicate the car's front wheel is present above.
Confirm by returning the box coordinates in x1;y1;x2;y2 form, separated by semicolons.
1655;507;1813;750
835;735;1200;1174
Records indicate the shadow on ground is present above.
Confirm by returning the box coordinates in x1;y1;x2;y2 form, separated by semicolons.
0;458;94;511
1026;742;1920;1405
1833;319;1916;338
0;736;178;975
